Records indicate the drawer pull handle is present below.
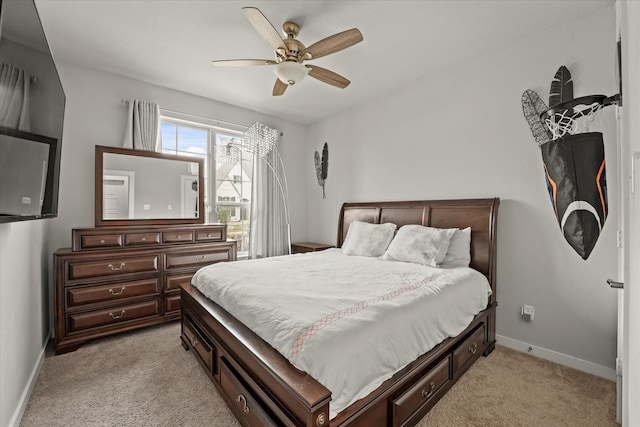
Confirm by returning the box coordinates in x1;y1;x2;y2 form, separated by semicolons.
108;287;126;296
141;237;147;241
421;382;436;398
469;342;478;355
99;239;106;244
236;394;250;414
108;310;126;320
190;337;198;347
107;263;126;271
194;255;206;261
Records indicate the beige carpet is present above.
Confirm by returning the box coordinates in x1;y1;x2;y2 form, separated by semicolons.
20;322;617;427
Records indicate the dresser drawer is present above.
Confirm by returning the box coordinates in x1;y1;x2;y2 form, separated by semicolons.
165;248;231;270
165;295;181;313
453;323;486;375
67;278;159;307
220;359;279;427
80;234;123;250
165;273;194;291
125;232;161;246
183;316;215;373
392;355;451;427
68;300;159;333
67;255;159;281
162;231;194;244
195;227;224;242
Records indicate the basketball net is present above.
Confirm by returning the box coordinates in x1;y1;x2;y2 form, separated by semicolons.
544;101;603;140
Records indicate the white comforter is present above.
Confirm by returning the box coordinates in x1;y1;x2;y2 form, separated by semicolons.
191;248;491;419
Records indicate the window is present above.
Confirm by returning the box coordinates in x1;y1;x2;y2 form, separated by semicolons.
160;118;253;257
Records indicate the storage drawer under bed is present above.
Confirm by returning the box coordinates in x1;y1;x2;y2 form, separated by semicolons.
391;355;451;427
219;359;281;427
453;323;486;376
182;315;216;374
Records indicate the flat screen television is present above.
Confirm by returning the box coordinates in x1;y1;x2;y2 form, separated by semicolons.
0;0;66;223
0;127;59;223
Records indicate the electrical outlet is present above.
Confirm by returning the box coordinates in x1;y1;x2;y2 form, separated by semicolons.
21;196;31;204
143;204;151;211
521;305;535;321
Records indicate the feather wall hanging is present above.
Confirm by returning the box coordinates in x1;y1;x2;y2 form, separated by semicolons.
314;142;328;199
521;89;552;146
549;65;573;108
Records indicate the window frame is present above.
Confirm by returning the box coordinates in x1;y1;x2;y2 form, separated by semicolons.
159;112;252;258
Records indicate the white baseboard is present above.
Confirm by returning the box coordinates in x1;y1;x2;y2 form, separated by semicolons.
8;333;49;427
496;334;616;381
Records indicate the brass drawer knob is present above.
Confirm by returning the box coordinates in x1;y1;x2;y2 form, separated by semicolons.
236;394;250;414
108;287;126;296
421;381;436;398
194;255;206;261
99;239;106;244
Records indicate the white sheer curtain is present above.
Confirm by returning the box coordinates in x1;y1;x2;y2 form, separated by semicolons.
0;63;31;132
247;123;290;258
123;99;160;151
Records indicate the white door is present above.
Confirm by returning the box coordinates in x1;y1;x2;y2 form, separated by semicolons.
618;2;639;425
181;175;199;219
103;171;135;219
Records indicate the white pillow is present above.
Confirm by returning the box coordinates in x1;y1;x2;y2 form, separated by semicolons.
441;227;472;268
380;225;456;267
341;221;397;257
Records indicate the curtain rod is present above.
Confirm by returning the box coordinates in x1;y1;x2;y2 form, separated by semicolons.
121;100;283;136
121;99;249;130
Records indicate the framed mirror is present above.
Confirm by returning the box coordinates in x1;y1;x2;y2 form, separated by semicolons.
95;145;204;227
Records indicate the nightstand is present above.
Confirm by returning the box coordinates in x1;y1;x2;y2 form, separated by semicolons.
291;242;334;254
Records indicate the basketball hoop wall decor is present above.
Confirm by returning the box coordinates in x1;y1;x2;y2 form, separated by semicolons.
521;65;621;260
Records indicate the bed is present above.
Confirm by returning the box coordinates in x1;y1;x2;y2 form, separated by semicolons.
180;198;499;427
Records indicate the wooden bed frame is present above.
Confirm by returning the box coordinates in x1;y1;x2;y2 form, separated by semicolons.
180;198;499;427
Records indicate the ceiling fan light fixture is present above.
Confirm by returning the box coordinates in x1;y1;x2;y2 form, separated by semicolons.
274;61;308;85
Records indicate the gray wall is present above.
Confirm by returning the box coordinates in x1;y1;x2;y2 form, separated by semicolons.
305;6;618;370
0;38;64;427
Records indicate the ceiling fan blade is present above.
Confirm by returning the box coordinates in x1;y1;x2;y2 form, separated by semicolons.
303;28;363;60
242;7;286;52
212;59;276;67
307;65;350;89
273;79;288;96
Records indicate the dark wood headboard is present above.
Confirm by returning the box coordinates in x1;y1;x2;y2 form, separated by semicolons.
337;198;500;304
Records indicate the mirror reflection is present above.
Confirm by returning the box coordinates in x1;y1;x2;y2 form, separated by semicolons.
96;146;204;226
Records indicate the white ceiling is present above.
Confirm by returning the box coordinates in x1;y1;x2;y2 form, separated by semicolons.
27;0;612;125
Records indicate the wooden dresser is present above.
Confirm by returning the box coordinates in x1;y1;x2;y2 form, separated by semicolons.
54;223;236;354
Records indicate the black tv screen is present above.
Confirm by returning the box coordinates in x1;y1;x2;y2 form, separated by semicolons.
0;127;59;222
0;0;66;223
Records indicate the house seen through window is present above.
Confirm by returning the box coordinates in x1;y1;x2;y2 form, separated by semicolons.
160;118;252;257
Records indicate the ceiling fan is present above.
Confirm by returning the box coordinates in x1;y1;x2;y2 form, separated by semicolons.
212;7;363;96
